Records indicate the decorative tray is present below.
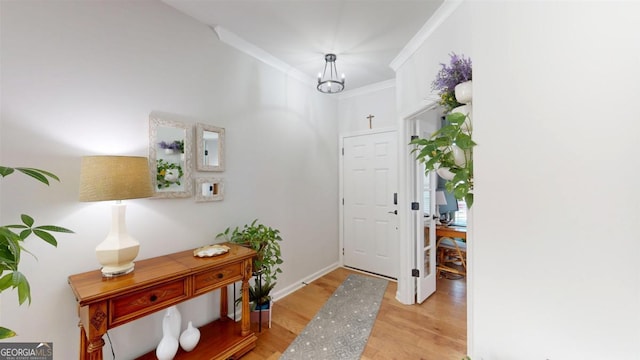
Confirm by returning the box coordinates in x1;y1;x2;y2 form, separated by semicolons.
193;244;230;258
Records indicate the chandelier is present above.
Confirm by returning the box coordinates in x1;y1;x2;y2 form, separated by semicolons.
317;53;345;94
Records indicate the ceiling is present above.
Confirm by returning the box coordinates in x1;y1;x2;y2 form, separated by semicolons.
162;0;444;91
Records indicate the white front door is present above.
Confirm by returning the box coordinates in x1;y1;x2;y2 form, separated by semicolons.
343;130;398;278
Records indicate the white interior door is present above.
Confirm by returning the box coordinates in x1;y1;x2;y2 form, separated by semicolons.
343;130;398;278
414;112;439;303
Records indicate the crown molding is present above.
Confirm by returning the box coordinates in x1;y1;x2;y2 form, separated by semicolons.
338;79;396;100
212;25;314;86
389;0;464;71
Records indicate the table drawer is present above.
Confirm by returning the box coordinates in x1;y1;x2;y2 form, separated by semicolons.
194;263;242;295
110;279;188;326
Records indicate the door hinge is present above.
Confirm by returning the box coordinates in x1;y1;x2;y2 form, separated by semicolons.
342;147;344;155
411;202;419;210
412;269;419;277
342;248;344;256
342;198;344;205
410;135;419;141
393;192;397;205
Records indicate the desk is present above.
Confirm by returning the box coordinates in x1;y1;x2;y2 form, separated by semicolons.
68;243;257;360
425;225;467;276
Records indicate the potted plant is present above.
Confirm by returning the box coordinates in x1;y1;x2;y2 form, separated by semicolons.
158;140;184;154
431;52;472;113
0;166;73;339
247;280;276;326
156;159;183;189
216;219;283;326
411;53;476;207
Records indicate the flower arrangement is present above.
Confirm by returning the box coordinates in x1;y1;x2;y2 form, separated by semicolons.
158;140;184;153
156;159;183;188
432;52;472;112
411;52;475;208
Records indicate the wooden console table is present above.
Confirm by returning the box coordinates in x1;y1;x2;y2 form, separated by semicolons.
68;243;257;360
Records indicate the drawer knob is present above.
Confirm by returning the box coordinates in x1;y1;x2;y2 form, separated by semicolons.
217;273;224;279
150;294;158;302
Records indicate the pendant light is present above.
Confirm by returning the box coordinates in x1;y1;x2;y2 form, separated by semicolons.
317;53;345;94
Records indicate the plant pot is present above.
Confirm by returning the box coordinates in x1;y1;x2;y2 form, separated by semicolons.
164;148;175;155
455;80;472;104
249;301;272;328
164;169;180;182
451;105;472;134
436;167;455;181
452;145;470;167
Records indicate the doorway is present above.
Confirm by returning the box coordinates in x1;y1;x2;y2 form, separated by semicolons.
341;129;398;279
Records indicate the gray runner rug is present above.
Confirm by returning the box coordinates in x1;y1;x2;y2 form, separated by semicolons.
280;274;388;360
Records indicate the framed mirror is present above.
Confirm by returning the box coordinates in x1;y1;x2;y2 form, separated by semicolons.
149;116;193;198
196;123;225;172
195;177;224;202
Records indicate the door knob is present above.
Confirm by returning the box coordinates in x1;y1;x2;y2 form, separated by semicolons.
388;210;398;215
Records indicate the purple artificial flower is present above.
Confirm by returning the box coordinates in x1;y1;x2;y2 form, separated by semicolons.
431;52;472;94
158;140;183;150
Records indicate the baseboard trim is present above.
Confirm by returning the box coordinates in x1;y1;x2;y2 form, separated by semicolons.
271;262;340;302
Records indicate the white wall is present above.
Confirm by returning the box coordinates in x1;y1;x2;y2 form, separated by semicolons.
338;82;396;134
398;1;640;359
0;2;339;359
470;2;639;358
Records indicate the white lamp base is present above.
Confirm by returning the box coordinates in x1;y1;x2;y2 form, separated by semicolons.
96;244;138;277
96;202;140;277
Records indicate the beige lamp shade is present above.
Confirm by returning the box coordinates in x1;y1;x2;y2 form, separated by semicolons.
79;156;153;202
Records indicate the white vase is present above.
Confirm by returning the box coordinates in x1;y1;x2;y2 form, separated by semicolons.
451;105;472;134
156;313;179;360
179;321;201;352
166;305;181;340
164;148;175;155
436;167;455;181
452;145;469;167
455;80;472;104
164;169;180;182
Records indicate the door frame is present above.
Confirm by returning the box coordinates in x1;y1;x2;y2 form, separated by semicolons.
397;100;474;354
338;127;399;274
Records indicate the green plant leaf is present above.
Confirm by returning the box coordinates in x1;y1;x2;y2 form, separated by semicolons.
32;230;58;247
446;112;466;125
19;229;32;240
0;167;15;177
464;193;474;208
455;133;475;150
34;225;74;233
0;327;17;339
0;273;15;292
15;168;51;185
14;271;31;305
20;214;34;227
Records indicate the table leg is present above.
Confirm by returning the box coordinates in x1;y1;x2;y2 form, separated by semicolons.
220;285;228;322
241;258;251;336
79;325;87;360
79;325;104;360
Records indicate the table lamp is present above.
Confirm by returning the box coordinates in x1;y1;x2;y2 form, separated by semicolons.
435;190;448;225
79;156;153;277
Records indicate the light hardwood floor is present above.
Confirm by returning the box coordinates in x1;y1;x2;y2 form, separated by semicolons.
242;267;467;360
